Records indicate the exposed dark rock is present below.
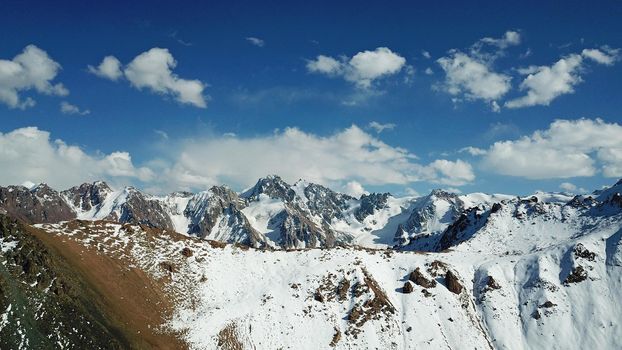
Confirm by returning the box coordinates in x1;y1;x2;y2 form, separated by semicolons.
490;202;502;214
347;269;395;327
573;243;595;261
159;261;176;273
539;301;556;308
181;247;193;257
337;278;350;301
564;266;588;284
445;270;463;294
486;276;501;290
403;281;414;294
409;267;437;288
329;327;341;347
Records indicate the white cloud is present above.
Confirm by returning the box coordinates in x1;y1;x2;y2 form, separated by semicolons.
581;47;619;65
480;118;622;179
124;48;207;108
342;181;368;198
152;125;474;191
425;159;475;186
60;101;90;115
559;182;588;194
0;45;68;109
436;30;522;110
307;47;407;88
478;30;521;49
88;55;122;80
246;37;265;47
459;146;487;156
90;48;208;108
506;48;619;108
368;121;396;133
424;67;434;75
306;55;342;75
422;50;431;59
442;187;462;194
437;51;511;104
559;182;576;192
0;127;153;189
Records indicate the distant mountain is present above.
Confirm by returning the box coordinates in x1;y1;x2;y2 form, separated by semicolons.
0;175;615;252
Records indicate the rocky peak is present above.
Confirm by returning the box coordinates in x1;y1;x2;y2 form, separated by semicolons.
61;181;112;212
241;175;295;202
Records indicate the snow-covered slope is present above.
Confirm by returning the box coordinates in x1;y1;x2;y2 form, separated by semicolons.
18;191;621;349
2;179;622;349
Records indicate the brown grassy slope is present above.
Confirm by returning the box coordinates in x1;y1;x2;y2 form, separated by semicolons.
0;215;187;349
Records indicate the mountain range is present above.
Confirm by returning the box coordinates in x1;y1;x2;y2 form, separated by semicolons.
1;176;621;349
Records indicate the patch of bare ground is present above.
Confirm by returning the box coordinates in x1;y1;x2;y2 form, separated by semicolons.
217;323;244;350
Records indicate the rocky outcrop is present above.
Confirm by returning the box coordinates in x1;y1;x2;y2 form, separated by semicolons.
445;270;463;294
354;193;389;222
408;267;437;288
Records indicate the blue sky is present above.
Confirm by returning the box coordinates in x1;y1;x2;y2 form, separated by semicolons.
1;0;622;196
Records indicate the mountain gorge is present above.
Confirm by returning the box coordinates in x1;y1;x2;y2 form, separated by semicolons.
1;177;621;349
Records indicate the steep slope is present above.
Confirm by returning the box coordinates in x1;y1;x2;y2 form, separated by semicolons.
0;215;184;349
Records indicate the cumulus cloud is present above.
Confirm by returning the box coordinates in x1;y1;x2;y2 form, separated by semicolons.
436;31;522;110
424;159;475;186
368;121;396;133
306;47;407;88
506;48;619;108
0;127;153;189
60;101;90;115
87;55;122;80
89;48;208;108
0;45;68;109
437;51;511;106
479;118;622;179
246;37;265;47
342;181;368;198
153;125;475;191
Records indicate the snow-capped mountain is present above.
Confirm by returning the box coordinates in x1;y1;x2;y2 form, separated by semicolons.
1;178;621;349
1;176;620;252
